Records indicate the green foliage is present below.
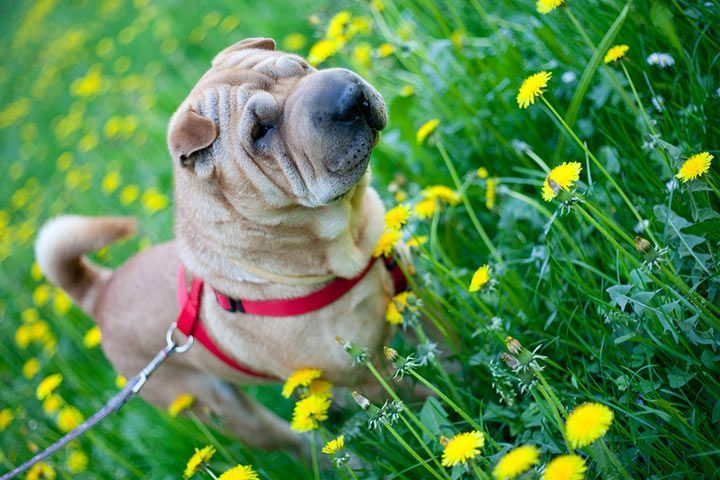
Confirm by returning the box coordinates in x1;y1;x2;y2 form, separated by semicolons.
1;0;720;479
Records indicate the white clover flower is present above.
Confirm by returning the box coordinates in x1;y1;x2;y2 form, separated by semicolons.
561;71;577;84
646;52;675;68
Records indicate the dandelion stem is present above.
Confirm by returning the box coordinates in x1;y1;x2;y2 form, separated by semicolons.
345;464;359;480
311;431;320;480
204;468;219;480
384;423;447;480
435;139;505;266
533;385;572;454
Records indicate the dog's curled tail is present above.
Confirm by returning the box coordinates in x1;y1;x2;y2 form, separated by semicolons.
35;215;137;315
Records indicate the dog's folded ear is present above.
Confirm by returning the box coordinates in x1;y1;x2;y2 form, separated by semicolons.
168;108;219;174
212;38;276;67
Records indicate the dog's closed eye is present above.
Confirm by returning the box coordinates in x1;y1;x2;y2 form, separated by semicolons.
251;123;274;141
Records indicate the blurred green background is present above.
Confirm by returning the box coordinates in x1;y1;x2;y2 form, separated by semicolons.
2;0;720;479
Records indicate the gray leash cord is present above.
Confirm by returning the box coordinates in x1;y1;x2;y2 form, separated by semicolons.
0;323;194;480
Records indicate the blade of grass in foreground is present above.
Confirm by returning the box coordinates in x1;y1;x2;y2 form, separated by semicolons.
555;2;631;160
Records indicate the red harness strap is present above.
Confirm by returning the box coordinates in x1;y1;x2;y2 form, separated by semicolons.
213;255;407;315
176;267;278;379
176;255;408;378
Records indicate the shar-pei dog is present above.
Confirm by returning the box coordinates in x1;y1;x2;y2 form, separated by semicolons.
35;37;401;452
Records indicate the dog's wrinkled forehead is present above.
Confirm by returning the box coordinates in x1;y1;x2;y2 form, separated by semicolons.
188;38;311;100
212;39;312;77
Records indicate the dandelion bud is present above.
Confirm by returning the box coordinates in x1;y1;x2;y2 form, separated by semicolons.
635;236;651;253
505;336;522;354
500;352;520;370
439;436;449;447
384;346;398;361
352;391;370;410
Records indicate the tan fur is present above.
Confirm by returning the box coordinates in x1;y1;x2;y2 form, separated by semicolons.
36;38;391;452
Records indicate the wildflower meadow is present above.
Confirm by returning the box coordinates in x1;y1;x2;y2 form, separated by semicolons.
2;0;719;479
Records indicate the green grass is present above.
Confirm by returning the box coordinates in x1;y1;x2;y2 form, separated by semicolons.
1;0;719;479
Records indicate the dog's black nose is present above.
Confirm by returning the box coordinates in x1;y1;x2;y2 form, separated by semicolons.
333;83;368;122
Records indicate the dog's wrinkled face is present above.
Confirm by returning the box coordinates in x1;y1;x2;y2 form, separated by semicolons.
168;38;387;209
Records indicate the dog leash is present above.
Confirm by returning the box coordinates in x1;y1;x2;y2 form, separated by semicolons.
0;323;194;480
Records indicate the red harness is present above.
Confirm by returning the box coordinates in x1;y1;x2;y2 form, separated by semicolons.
176;255;407;380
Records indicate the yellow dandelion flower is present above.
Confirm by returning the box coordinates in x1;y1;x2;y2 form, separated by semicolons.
377;43;395;58
352;43;372;67
23;358;41;379
604;44;629;64
385;301;403;325
36;373;63;400
423;185;461;205
542;455;587;480
290;394;331;432
15;324;32;349
322;435;345;455
308;39;340;66
542;162;582;201
120;185;140;205
283;33;307;51
0;408;13;431
394;190;408;202
441;431;485;467
102;171;121;193
82;325;102;348
414;198;437;219
53;289;72;314
417;118;440;145
26;462;55;480
29;321;50;342
116;375;127;388
282;368;323;398
373;230;402;257
565;402;614;448
31;262;43;280
517;71;552;109
43;394;63;415
218;465;259;480
326;11;352;39
33;284;51;306
57;406;84;432
307;379;334;399
492;445;540;479
477;167;489;179
400;85;415;97
385;204;410;231
536;0;565;14
406;235;428;249
66;449;89;473
168;393;195;417
486;178;497;210
469;264;491;292
142;188;169;213
676;152;713;182
184;446;216;479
